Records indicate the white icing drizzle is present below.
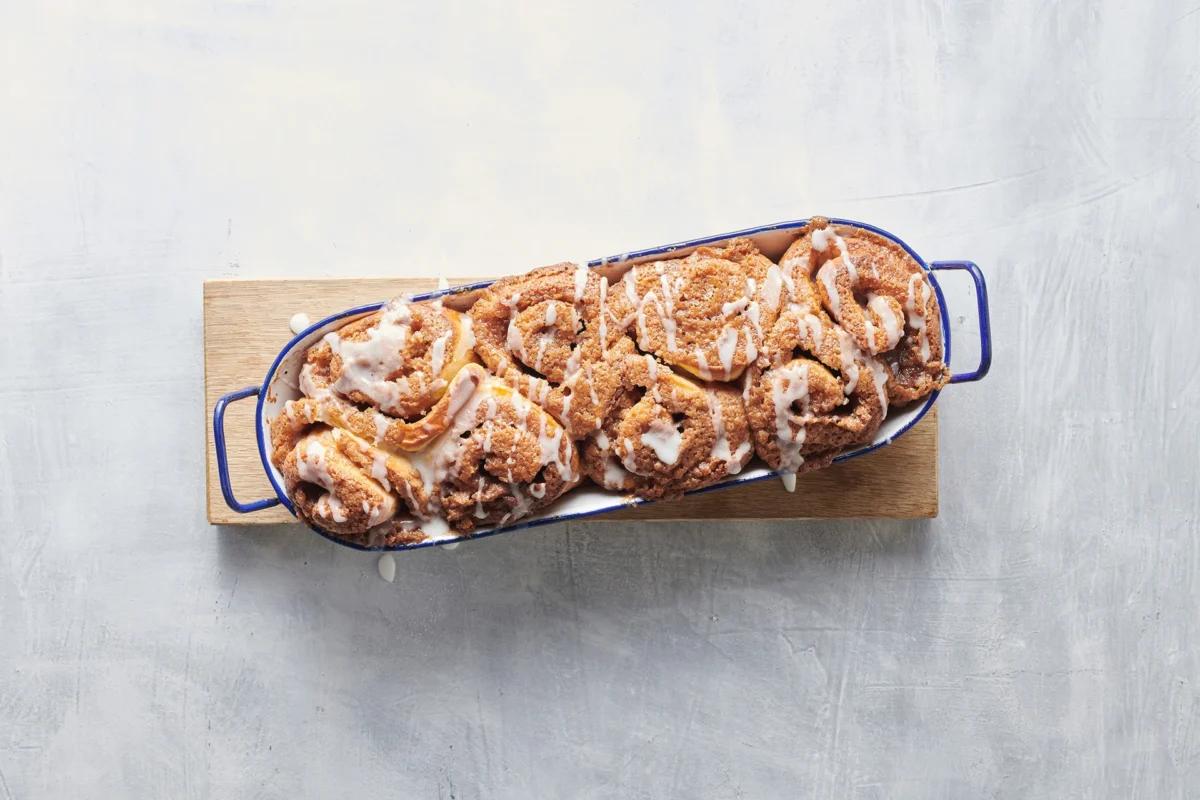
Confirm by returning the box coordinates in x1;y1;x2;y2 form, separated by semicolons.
722;295;750;317
746;299;762;339
574;263;589;302
811;227;834;253
537;411;573;482
906;272;933;363
597;276;609;350
707;392;749;475
770;361;811;491
602;456;631;488
503;292;526;362
298;363;331;401
742;326;758;363
326;297;416;412
315;494;348;523
778;258;801;309
429;330;451;377
534;336;549;374
817;262;842;319
545;303;557;327
868;358;890;413
867;294;902;351
695;348;713;380
474;476;488;519
419;515;454;542
716;326;739;377
560;384;573;419
835;328;861;396
564;345;583;380
371;453;391;492
584;365;600;412
802;313;825;352
762;264;784;312
297;439;333;487
372;411;390;444
638;418;682;465
643;354;658;385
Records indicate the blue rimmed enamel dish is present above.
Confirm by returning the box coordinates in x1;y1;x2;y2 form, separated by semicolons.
213;217;992;551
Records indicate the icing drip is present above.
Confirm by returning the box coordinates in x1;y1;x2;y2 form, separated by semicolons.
835;328;861;396
817;262;841;319
742;327;758;364
371;453;391;492
638;419;683;465
474;476;488;519
770;361;811;491
598;276;609;351
574;263;589;302
603;456;630;488
762;264;784;312
802;314;825;352
326;297;416;411
377;553;396;583
868;358;890;413
715;326;738;377
695;349;712;380
906;272;933;363
867;294;902;351
708;393;749;475
503;292;526;362
429;330;451;377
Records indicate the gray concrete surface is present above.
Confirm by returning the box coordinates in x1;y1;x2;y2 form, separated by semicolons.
2;1;1198;797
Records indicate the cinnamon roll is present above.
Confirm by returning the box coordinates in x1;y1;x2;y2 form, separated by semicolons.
580;353;753;499
779;218;949;405
300;295;477;422
606;239;780;382
744;261;890;491
469;262;634;438
272;308;581;545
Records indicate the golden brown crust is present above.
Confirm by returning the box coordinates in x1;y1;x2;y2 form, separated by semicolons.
427;377;580;532
469;262;633;438
580;354;753;499
605;239;780;382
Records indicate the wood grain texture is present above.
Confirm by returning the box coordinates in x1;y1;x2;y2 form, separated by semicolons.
204;277;938;525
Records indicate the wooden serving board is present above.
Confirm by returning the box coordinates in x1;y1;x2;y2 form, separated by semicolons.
204;278;938;526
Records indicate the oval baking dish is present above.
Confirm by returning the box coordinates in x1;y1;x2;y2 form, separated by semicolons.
213;217;992;551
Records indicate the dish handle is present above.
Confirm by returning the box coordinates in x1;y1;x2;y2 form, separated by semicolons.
213;386;281;513
929;261;992;383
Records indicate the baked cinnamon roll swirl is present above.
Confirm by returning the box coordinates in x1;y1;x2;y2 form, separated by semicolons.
273;316;581;545
745;256;889;491
605;239;780;382
469;262;634;438
779;219;949;405
580;354;753;499
300;295;477;421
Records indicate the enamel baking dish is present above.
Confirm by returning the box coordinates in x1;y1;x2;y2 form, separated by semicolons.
213;218;992;551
